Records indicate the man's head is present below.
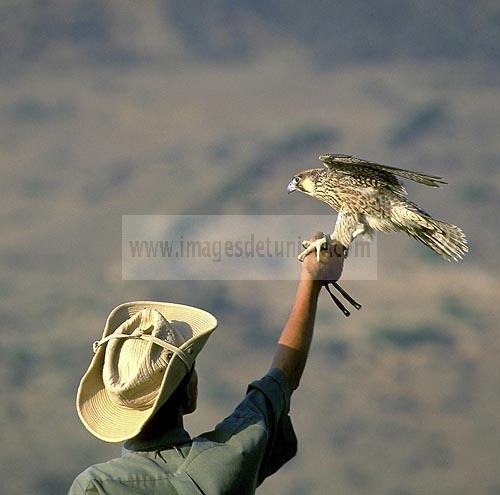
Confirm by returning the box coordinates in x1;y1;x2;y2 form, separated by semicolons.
76;301;217;442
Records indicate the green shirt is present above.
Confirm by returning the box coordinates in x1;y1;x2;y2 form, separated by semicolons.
69;368;297;494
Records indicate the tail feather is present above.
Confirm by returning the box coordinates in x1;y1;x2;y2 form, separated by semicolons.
410;217;468;262
392;204;468;261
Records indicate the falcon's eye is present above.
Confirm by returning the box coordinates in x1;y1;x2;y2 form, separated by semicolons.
293;176;301;184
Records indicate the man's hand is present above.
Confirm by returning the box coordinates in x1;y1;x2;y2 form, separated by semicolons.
300;232;345;286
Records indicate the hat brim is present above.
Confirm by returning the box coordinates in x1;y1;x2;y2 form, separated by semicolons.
77;301;217;442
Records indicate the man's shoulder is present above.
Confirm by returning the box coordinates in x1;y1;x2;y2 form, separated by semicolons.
190;369;293;455
69;452;161;494
69;465;101;494
69;456;125;493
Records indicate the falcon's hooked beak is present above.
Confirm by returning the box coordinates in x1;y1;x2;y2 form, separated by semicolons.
287;181;297;194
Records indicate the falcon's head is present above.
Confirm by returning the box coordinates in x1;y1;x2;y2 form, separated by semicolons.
287;169;320;197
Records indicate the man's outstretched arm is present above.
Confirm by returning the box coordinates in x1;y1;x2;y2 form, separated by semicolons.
272;234;345;390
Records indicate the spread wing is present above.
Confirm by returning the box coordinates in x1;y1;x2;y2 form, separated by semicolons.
319;154;447;190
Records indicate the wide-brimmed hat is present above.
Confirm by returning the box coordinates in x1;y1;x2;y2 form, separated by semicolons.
76;301;217;442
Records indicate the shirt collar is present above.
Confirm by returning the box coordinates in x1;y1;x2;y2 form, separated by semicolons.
123;426;191;452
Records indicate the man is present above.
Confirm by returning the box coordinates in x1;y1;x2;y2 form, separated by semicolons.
69;234;345;494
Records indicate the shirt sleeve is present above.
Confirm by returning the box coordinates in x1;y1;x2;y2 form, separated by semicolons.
197;368;297;487
247;368;297;482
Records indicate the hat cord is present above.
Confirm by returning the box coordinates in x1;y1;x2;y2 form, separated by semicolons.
92;332;192;370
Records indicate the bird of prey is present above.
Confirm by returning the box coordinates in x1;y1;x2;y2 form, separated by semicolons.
287;153;468;315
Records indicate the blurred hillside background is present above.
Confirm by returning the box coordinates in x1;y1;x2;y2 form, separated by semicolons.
1;1;500;494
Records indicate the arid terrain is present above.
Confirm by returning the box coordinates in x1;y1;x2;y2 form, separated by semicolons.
1;2;500;494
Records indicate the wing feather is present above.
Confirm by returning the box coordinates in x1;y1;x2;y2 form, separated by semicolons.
319;153;447;188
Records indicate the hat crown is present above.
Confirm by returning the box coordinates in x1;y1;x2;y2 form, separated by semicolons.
102;308;183;410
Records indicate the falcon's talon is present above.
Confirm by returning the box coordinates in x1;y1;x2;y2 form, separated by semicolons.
297;233;329;262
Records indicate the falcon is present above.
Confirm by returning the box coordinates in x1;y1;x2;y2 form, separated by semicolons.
287;153;468;315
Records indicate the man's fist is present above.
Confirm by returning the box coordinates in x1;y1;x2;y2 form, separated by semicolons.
300;232;345;284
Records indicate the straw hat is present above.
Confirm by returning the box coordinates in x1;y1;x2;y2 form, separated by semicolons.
77;301;217;442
